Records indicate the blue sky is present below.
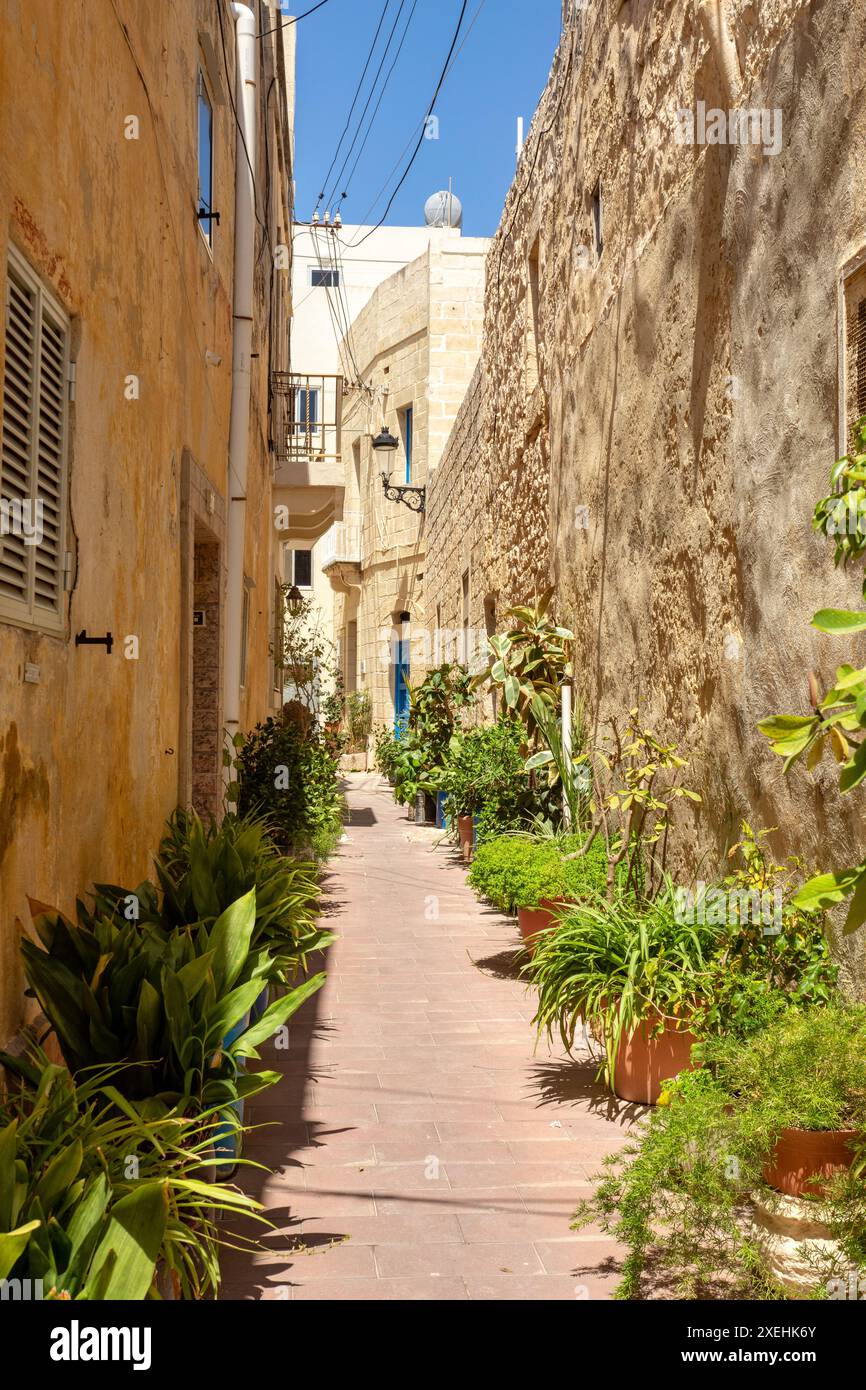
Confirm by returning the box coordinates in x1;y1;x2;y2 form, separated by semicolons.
287;0;563;238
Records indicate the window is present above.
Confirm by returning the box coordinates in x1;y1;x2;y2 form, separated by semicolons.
291;548;312;588
591;181;603;261
197;69;214;246
844;263;866;444
461;569;470;664
273;577;284;689
310;267;340;288
400;405;413;483
1;247;70;633
291;386;319;447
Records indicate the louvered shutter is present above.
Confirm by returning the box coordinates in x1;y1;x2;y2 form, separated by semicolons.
1;248;69;630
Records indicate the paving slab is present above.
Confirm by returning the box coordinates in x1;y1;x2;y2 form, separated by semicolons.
219;775;632;1301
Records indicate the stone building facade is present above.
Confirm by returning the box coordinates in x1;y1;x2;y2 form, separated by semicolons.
0;0;295;1042
424;0;866;989
331;236;488;731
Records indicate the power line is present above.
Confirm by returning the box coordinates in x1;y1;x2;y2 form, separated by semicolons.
314;0;392;217
333;0;419;211
489;23;578;454
346;0;468;250
214;0;270;252
258;0;335;40
322;0;410;213
308;225;363;383
342;0;484;244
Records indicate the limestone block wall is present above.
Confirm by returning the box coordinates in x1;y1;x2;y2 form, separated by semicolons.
334;242;487;731
425;0;866;990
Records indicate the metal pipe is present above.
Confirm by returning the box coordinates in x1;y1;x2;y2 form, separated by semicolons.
224;2;258;744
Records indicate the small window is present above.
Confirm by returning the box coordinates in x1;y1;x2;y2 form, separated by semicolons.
844;263;866;443
292;548;313;588
461;569;470;662
1;247;70;633
591;181;603;261
310;267;340;288
291;386;319;445
400;405;413;484
197;69;214;246
273;577;284;689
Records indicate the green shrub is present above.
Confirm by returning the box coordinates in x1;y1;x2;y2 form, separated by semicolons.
374;724;401;780
690;825;838;1040
576;1006;866;1299
149;809;332;980
442;717;538;836
0;1049;266;1300
468;832;608;914
236;717;343;856
21;889;323;1112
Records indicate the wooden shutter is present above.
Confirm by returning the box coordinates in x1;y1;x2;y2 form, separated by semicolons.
1;248;69;630
1;266;35;608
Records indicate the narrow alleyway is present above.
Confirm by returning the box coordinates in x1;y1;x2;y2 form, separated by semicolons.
220;775;631;1300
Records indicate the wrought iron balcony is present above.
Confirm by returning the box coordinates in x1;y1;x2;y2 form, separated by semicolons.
271;372;343;464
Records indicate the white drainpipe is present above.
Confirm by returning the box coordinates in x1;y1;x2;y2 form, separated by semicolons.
224;2;257;747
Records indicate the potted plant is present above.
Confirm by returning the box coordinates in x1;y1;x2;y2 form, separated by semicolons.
468;831;609;951
529;883;713;1103
441;717;534;861
573;1005;866;1299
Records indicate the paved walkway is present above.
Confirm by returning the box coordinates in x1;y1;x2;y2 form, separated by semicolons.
220;774;631;1301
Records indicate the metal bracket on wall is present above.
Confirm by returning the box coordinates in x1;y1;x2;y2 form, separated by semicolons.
380;472;426;514
75;630;113;654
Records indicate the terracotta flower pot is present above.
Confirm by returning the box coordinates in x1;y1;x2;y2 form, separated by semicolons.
612;1015;698;1105
763;1127;858;1198
517;897;571;954
457;814;474;862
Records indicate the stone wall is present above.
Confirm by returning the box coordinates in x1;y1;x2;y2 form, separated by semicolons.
334;240;487;730
424;0;866;991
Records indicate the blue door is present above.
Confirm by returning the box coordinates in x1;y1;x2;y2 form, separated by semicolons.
394;636;410;734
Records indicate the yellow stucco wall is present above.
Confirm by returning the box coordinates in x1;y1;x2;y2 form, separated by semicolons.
0;0;287;1040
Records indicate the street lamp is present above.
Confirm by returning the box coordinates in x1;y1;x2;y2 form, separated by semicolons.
373;424;426;514
371;425;399;453
286;584;304;616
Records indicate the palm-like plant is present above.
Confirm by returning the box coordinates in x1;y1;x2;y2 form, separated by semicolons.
473;589;573;751
0;1049;267;1299
528;883;716;1088
150;809;333;978
20;889;323;1113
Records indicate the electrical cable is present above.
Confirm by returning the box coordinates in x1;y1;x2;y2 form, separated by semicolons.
322;0;409;213
214;0;271;253
333;0;419;211
342;0;484;245
313;0;392;218
258;0;335;40
488;22;579;454
347;0;468;250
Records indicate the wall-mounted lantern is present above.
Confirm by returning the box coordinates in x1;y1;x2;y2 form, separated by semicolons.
373;425;426;513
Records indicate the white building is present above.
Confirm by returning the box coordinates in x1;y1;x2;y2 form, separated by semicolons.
280;204;482;713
